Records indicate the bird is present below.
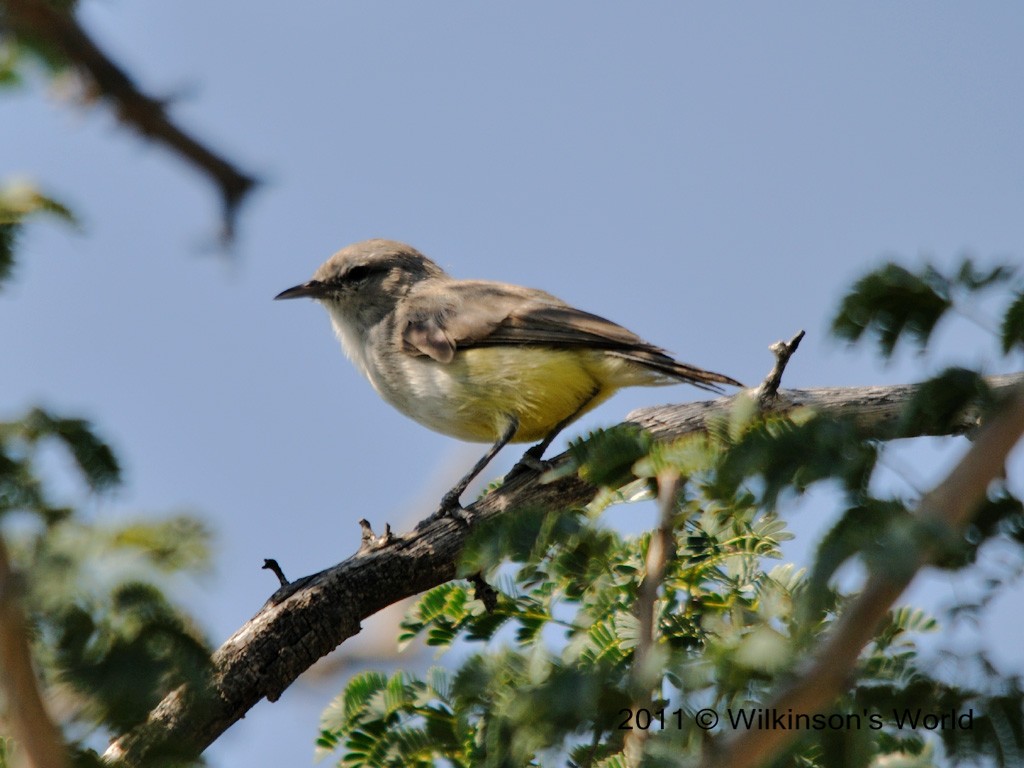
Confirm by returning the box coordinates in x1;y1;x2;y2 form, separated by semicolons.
275;239;741;520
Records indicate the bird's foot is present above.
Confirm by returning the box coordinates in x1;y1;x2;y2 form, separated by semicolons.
505;445;553;480
418;490;474;529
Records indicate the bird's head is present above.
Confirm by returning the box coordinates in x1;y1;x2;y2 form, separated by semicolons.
275;239;446;330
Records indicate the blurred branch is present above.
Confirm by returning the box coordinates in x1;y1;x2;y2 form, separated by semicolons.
625;470;679;767
2;0;257;241
0;535;68;768
701;384;1024;768
102;372;1024;766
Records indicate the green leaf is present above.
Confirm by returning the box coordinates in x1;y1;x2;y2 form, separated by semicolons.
20;409;121;490
878;607;938;642
804;500;912;619
398;583;479;649
713;413;876;509
111;516;211;572
0;41;25;89
460;505;575;574
0;181;78;291
831;262;952;356
0;448;47;515
0;222;18;288
896;367;992;438
52;582;211;732
0;181;77;226
321;671;389;736
951;257;1016;291
565;424;652;489
633;432;718;480
1001;290;1024;354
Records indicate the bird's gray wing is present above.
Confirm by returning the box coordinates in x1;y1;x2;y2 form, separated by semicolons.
398;279;742;391
399;279;663;362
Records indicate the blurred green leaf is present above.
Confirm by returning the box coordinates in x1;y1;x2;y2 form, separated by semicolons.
633;432;718;480
0;447;46;515
831;262;952;356
950;257;1016;291
896;367;992;438
18;408;121;490
0;222;17;287
111;516;211;572
805;500;913;619
460;505;580;575
2;3;78;78
565;424;652;488
0;180;77;225
0;42;24;88
0;180;77;290
950;260;1015;292
713;413;876;508
52;582;211;732
1001;290;1024;354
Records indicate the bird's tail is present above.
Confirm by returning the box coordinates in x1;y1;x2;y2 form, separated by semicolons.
613;350;743;393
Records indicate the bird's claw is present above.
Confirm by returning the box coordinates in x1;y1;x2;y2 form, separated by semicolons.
418;492;474;529
506;450;552;480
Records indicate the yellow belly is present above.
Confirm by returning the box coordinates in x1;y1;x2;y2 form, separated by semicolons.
381;347;661;443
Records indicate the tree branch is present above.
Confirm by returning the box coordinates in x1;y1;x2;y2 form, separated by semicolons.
627;372;1024;438
2;0;258;242
0;535;68;768
701;383;1024;768
102;372;1024;766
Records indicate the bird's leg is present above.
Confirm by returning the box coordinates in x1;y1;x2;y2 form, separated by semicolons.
507;387;600;478
424;416;519;525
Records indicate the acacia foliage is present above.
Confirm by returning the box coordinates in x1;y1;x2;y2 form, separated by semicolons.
0;406;213;767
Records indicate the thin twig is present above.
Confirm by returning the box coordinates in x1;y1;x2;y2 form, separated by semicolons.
756;330;805;406
2;0;258;242
261;559;288;587
357;518;393;553
0;535;68;768
624;470;680;767
701;385;1024;768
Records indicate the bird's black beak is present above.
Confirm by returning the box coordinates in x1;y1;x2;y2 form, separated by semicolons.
274;280;326;300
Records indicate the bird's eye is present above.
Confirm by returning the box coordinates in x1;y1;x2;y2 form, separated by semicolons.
344;265;375;283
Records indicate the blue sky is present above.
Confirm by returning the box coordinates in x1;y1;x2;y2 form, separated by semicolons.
4;3;1024;764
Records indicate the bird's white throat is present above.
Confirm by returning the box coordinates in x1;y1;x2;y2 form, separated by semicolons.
325;306;373;382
